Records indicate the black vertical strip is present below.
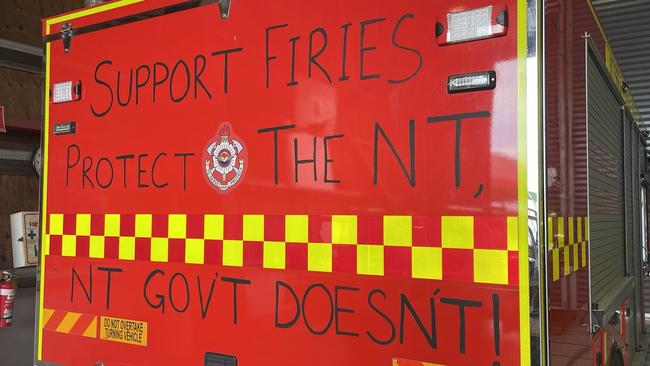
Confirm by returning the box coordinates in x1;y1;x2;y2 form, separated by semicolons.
492;294;500;356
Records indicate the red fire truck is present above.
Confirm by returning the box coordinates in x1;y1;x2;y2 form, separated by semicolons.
35;0;648;365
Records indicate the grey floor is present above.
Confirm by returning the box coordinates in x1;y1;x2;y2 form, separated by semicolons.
0;286;36;365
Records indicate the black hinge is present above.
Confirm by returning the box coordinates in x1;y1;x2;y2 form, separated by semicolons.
61;23;74;53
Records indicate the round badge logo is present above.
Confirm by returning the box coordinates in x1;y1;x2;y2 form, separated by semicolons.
203;122;247;192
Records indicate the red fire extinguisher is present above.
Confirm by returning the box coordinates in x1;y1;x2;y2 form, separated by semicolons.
0;271;15;328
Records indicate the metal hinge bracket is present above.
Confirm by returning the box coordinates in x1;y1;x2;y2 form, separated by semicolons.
61;23;74;53
201;0;231;19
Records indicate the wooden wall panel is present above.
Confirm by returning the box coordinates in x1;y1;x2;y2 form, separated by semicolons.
0;67;41;121
0;0;85;47
0;175;39;269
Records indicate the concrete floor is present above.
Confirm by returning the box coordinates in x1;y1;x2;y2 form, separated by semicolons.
0;286;36;365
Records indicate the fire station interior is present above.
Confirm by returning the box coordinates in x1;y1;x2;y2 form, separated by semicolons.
0;0;648;365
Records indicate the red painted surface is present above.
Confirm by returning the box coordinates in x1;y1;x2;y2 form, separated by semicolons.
41;0;523;365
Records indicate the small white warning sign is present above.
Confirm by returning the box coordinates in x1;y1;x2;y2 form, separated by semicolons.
99;316;148;346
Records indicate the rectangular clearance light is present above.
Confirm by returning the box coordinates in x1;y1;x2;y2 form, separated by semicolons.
448;71;496;93
436;5;508;45
51;81;82;103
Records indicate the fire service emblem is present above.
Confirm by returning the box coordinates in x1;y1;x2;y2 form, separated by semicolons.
203;122;246;192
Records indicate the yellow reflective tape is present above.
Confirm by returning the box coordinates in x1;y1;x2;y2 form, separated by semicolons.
441;216;474;249
118;237;135;260
568;217;574;245
223;240;243;266
204;214;224;240
473;249;508;285
61;235;76;257
331;215;357;244
185;239;205;264
150;238;168;262
585;217;589;240
383;216;412;246
46;0;143;32
285;215;308;243
76;214;90;236
411;247;442;280
557;217;565;247
308;243;332;272
135;214;152;237
507;216;518;251
43;235;50;256
49;214;63;235
357;245;383;276
552;248;559;281
82;317;97;338
263;241;285;269
56;312;82;333
573;243;579;271
42;308;55;326
89;236;105;258
243;215;264;241
168;214;187;239
581;242;587;267
37;41;52;360
104;214;120;237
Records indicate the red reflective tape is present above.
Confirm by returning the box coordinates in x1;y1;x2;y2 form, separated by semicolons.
243;241;263;267
358;215;382;245
186;214;204;239
44;310;67;331
309;215;332;243
508;251;519;285
224;215;243;240
285;243;307;270
442;248;473;282
76;236;90;258
135;237;151;260
68;314;96;337
90;214;105;236
264;215;285;242
384;247;411;277
474;216;507;250
104;237;119;259
152;214;168;237
120;214;135;236
168;239;185;262
204;239;223;264
412;215;441;247
63;214;76;235
49;235;63;256
332;245;356;273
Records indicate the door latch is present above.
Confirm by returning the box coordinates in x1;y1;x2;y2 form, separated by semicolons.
61;23;74;53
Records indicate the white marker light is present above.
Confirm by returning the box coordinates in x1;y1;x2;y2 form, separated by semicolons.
436;5;508;46
448;71;496;93
448;6;493;43
52;81;81;103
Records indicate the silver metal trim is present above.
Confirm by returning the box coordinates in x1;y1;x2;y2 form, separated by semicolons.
584;32;594;335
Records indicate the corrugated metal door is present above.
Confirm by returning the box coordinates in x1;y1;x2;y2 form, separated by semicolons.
587;54;625;305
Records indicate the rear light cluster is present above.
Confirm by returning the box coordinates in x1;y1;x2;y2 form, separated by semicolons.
437;5;507;94
51;80;82;103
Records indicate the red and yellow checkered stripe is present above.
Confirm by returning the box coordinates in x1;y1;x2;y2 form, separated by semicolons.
42;308;97;338
548;215;589;281
44;213;519;285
